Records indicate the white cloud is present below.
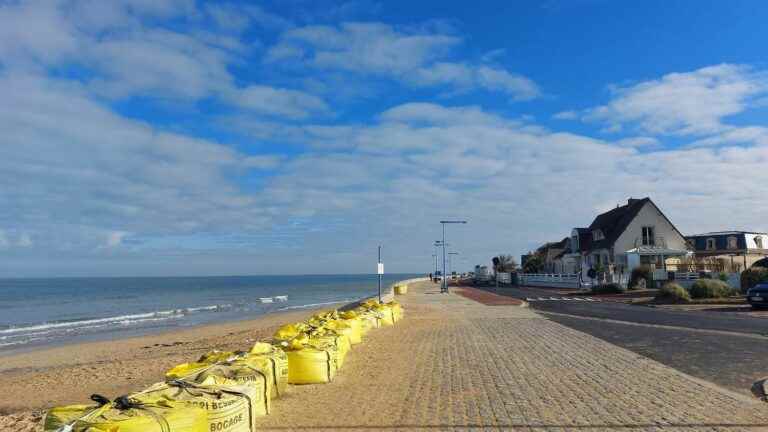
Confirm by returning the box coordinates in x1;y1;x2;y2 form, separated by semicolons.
204;3;291;32
266;22;539;100
0;0;320;119
0;72;274;255
583;64;768;136
553;110;578;120
268;22;459;73
228;85;330;119
689;126;768;148
412;63;540;100
615;137;660;148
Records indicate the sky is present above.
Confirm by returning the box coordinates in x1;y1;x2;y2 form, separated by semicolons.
2;0;768;277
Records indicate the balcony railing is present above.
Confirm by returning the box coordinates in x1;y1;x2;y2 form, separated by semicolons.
633;236;667;248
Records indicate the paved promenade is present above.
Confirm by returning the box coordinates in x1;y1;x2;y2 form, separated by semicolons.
256;281;768;431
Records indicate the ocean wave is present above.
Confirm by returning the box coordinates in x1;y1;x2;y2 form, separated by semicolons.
277;299;354;311
0;303;233;337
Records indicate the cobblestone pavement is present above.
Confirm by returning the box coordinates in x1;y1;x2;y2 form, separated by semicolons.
256;281;768;431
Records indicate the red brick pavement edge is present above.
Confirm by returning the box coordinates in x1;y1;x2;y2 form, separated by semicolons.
454;286;525;306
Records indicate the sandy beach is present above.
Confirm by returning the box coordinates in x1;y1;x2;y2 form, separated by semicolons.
0;304;344;431
5;279;767;431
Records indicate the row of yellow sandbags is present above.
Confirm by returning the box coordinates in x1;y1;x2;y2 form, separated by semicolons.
270;299;404;384
43;298;403;432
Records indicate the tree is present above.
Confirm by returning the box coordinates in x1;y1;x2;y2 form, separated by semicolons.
522;254;544;274
494;254;518;272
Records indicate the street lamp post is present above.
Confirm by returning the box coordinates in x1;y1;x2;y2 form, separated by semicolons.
435;240;449;284
439;220;467;293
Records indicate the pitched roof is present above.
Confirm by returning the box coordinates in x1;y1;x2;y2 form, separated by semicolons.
587;197;650;250
687;231;767;237
574;228;591;252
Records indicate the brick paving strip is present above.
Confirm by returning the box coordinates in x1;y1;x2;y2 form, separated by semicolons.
256;281;768;431
455;286;525;306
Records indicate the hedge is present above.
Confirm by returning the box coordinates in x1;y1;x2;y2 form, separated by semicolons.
655;282;691;303
689;279;735;299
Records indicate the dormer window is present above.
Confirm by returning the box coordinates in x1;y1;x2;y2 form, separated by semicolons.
592;230;604;241
641;226;655;246
706;238;716;250
727;236;738;249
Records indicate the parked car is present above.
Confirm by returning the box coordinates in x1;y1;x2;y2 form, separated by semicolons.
746;283;768;309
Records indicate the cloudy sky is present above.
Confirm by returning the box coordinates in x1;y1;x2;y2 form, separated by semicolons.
2;0;767;277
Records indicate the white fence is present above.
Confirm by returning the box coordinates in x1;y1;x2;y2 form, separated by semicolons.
517;271;741;290
659;272;741;290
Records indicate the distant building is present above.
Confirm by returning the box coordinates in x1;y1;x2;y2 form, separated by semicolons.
573;197;690;274
536;238;569;273
686;231;768;270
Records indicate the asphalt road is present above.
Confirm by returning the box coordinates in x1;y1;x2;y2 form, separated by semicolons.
477;284;768;396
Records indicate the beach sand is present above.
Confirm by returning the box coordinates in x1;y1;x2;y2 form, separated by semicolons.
0;305;343;431
4;279;767;431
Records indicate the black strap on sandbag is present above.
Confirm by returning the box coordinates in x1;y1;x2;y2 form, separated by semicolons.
113;395;171;432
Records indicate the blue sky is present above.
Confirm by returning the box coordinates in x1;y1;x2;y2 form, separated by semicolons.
2;0;768;277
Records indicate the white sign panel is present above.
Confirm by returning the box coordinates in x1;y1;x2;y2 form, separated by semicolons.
377;263;384;275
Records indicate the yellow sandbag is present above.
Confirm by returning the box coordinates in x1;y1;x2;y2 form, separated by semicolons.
372;304;394;327
137;378;258;432
394;284;408;295
284;346;336;384
249;342;289;398
388;301;404;322
355;310;380;334
340;317;362;344
320;321;358;347
165;362;270;416
273;323;307;341
44;395;207;432
308;333;350;369
180;350;277;399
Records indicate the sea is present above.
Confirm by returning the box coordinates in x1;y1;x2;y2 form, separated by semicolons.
0;274;419;354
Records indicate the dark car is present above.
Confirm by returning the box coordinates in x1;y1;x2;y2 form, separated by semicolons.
746;283;768;309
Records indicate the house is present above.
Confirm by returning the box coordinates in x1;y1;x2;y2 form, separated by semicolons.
534;238;569;273
685;231;768;271
573;197;690;275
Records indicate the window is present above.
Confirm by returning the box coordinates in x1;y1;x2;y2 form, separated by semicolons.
727;236;738;249
641;226;655;246
592;230;604;241
706;238;716;250
756;237;764;249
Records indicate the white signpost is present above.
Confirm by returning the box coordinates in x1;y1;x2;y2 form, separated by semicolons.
377;246;383;302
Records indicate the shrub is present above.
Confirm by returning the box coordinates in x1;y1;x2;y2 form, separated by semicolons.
689;279;735;299
629;266;654;289
741;268;768;294
655;282;691;303
592;283;626;295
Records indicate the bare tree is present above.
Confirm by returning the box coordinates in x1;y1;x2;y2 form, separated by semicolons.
494;254;518;272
